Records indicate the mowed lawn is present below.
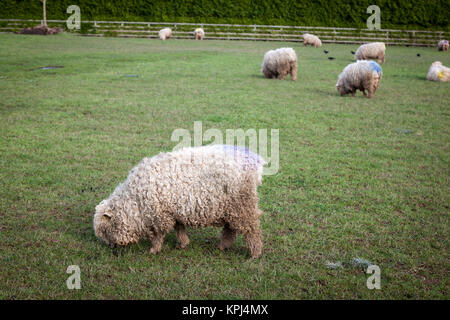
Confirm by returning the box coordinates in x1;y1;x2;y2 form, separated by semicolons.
0;33;448;299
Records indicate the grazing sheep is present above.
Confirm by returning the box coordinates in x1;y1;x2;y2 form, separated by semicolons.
302;33;322;48
426;61;450;82
94;145;266;258
437;40;449;51
158;27;172;40
355;42;386;63
261;47;297;81
336;60;383;98
194;28;205;40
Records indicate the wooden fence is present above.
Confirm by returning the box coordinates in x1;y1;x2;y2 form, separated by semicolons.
1;19;448;47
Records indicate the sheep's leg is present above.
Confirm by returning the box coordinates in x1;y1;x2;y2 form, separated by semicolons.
291;70;297;81
218;225;237;250
278;68;288;80
150;232;165;254
244;221;263;259
368;81;376;98
175;222;190;249
290;64;297;81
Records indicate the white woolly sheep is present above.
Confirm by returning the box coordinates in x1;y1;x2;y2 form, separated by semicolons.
94;145;265;259
355;42;386;63
194;28;205;40
302;33;322;48
426;61;450;82
336;60;383;98
158;27;172;40
438;40;449;51
261;47;297;81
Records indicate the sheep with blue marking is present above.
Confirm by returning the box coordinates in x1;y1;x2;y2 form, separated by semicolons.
94;145;265;258
355;42;386;63
426;61;450;82
336;60;383;98
261;47;298;80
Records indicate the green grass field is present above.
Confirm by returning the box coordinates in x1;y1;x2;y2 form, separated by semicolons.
0;33;448;299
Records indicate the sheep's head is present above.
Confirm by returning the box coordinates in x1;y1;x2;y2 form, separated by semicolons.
93;198;140;248
336;80;350;96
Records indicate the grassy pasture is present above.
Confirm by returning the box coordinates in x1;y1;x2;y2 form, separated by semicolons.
0;33;448;299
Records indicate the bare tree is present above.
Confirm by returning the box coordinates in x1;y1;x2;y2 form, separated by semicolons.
41;0;47;26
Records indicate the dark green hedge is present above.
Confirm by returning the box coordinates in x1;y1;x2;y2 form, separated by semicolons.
1;0;448;30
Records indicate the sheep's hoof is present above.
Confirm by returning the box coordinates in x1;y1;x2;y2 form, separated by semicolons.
250;252;262;259
149;247;160;254
176;243;188;250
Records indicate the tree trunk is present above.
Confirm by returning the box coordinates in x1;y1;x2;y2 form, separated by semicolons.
42;0;47;26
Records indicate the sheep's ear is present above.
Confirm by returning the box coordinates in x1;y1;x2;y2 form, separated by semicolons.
95;200;108;211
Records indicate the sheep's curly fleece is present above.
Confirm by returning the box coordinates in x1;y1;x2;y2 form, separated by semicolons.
426;61;450;82
336;60;382;98
194;28;205;40
302;33;322;48
261;47;297;81
355;42;386;63
94;145;266;258
158;27;172;40
437;40;449;51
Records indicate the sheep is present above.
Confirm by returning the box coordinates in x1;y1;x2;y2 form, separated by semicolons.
336;60;383;98
261;47;297;81
158;27;172;40
355;42;386;63
302;33;322;48
426;61;450;82
93;144;266;259
194;28;205;40
437;40;449;51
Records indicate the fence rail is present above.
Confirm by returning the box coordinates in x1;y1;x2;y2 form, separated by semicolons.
1;19;448;46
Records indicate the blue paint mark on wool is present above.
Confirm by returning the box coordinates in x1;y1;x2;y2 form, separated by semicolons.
369;61;382;74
